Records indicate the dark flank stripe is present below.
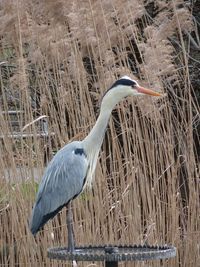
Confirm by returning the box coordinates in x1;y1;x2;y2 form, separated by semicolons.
74;148;87;157
72;147;88;199
31;202;66;235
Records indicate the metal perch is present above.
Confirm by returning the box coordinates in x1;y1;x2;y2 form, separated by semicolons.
48;244;176;266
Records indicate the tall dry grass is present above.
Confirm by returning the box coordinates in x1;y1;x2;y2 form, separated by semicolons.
0;0;199;266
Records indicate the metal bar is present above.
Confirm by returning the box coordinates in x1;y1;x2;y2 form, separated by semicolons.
47;244;177;262
1;110;24;114
0;132;55;139
105;261;118;267
105;247;119;267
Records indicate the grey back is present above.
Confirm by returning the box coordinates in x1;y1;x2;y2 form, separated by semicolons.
30;141;88;234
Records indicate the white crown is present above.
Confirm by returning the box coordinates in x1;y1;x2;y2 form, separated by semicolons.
121;75;133;81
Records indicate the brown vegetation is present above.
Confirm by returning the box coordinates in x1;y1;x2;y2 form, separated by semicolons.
0;0;199;266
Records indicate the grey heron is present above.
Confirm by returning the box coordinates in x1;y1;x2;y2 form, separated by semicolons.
30;76;161;251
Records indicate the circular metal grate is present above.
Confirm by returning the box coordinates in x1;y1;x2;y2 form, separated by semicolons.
48;244;176;262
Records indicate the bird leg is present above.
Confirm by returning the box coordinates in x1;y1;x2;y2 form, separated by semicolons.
66;201;75;253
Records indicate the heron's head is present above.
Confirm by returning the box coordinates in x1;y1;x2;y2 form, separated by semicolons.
101;76;162;111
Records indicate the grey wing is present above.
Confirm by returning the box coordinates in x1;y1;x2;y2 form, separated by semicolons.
30;142;88;235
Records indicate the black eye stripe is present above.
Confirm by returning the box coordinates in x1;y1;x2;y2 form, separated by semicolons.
102;79;136;98
110;79;136;89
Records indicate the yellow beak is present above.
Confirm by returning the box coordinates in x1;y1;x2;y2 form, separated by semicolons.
136;86;162;97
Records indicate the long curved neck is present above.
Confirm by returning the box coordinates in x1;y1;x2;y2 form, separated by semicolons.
82;107;111;188
83;90;124;152
82;88;128;187
83;107;111;152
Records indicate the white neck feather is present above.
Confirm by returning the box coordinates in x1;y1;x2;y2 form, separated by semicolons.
83;83;133;187
83;107;111;187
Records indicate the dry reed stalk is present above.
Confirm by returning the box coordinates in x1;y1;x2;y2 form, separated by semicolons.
0;0;199;266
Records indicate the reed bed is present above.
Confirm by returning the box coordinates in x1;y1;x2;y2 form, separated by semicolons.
0;0;199;266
